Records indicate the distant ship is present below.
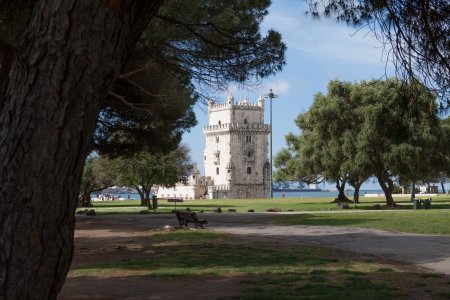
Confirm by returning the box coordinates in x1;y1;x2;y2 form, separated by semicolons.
273;181;328;192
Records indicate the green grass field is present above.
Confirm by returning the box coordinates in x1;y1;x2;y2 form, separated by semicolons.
81;195;450;235
70;230;450;300
90;195;450;213
275;210;450;235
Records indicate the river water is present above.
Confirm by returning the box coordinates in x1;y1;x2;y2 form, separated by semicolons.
92;189;384;200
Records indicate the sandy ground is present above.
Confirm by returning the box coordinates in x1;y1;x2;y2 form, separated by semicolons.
59;213;450;299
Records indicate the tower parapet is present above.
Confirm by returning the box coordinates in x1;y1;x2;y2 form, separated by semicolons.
203;95;270;199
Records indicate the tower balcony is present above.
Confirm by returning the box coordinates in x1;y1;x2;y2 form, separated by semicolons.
203;123;270;134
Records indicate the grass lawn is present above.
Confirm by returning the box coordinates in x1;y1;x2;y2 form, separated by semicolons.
69;230;450;300
275;210;450;235
89;195;450;214
82;196;450;235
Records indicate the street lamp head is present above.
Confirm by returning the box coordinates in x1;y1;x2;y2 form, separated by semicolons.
265;89;278;100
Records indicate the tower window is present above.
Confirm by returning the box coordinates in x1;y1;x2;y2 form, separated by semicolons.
248;151;252;157
247;167;252;174
218;120;221;125
216;167;219;175
246;136;251;143
244;118;247;124
228;169;231;173
216;136;219;143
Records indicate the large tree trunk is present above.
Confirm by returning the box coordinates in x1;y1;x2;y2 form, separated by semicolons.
136;185;147;206
144;184;154;210
0;1;164;299
375;172;396;206
336;178;350;202
78;194;93;207
353;183;361;204
0;41;16;92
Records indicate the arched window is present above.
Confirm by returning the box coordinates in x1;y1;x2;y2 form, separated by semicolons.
216;167;219;175
218;120;221;125
248;151;252;157
216;136;219;143
244;118;247;124
247;167;251;174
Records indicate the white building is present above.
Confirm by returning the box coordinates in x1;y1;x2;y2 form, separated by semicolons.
203;95;271;199
156;95;271;200
156;165;210;200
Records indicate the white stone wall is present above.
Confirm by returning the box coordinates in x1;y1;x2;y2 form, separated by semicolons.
233;106;262;124
204;130;231;185
157;184;197;200
203;95;270;199
209;107;232;125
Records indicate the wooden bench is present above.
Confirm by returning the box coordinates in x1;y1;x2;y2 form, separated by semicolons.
175;211;208;229
167;198;184;210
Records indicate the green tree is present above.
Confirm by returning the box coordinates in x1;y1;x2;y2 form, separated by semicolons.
95;57;198;156
305;0;450;107
78;156;116;207
94;0;286;156
356;80;440;205
275;80;370;202
146;0;286;90
112;145;193;208
276;79;442;206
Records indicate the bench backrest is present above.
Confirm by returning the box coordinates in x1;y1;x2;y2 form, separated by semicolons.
176;211;199;222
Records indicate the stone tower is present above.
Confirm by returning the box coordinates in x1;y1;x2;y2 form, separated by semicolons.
203;95;270;199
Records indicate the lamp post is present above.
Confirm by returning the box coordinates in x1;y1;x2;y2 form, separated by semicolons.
265;89;278;198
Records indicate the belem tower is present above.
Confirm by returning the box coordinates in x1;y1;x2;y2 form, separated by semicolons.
157;95;271;199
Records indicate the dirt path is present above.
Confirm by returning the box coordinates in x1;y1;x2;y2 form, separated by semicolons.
205;213;450;274
79;213;450;274
60;213;450;299
60;215;247;300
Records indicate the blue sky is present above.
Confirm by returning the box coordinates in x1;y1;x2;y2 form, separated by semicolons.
182;1;394;188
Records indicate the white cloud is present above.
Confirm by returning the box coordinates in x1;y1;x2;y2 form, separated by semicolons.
263;79;290;96
263;10;386;66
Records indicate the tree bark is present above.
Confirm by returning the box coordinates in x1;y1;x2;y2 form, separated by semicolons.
0;41;16;94
336;178;350;202
78;194;93;207
441;181;446;194
136;185;148;207
0;0;164;299
353;183;361;203
375;172;396;206
144;184;154;210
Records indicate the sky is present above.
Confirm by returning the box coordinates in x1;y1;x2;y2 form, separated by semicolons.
181;1;395;189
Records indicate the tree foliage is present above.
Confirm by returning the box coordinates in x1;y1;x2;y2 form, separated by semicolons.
93;0;286;156
78;156;116;207
305;0;450;108
1;0;286;157
276;79;444;206
146;0;286;92
95;54;198;156
110;145;193;207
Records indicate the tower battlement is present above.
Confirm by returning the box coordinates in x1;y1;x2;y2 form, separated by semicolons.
204;95;270;199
